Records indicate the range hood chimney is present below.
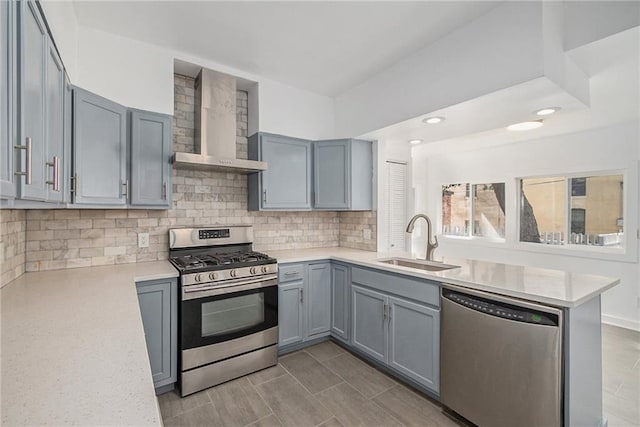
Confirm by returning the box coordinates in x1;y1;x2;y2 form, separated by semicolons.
173;68;267;173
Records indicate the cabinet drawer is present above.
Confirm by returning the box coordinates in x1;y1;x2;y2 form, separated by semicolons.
279;264;304;283
351;267;440;308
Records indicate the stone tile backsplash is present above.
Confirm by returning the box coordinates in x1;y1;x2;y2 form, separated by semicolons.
0;209;26;287
338;211;377;251
18;74;375;274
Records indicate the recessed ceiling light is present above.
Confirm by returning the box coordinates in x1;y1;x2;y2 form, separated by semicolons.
408;139;423;145
422;116;445;124
535;107;560;116
506;120;544;131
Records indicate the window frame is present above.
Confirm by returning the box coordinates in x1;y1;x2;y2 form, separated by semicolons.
515;169;629;257
440;182;506;243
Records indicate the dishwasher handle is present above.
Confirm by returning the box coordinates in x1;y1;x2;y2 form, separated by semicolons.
442;289;559;327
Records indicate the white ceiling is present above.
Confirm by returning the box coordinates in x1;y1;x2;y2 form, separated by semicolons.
71;1;501;96
365;27;639;153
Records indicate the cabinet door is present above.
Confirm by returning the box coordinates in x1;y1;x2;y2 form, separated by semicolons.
307;262;330;337
260;134;312;210
330;263;349;341
72;88;127;205
278;281;304;346
45;41;64;202
136;279;178;389
352;285;388;363
130;110;172;207
19;0;47;201
388;296;440;393
0;0;16;198
314;139;350;209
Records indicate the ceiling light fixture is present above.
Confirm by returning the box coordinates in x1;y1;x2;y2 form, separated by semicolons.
535;107;560;116
506;120;544;131
422;116;445;124
409;139;423;145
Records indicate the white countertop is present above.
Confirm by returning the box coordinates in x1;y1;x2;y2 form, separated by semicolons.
1;261;178;426
269;247;619;308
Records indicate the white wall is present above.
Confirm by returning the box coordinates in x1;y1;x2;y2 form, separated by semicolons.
412;121;640;330
71;27;335;139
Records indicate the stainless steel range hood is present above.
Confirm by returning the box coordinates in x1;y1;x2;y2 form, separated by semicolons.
173;68;267;173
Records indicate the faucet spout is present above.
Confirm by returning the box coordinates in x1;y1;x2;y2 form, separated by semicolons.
406;214;439;261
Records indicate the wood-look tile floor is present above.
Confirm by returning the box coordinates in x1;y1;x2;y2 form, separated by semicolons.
160;325;640;427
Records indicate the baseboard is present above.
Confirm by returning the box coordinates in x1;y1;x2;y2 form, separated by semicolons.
602;314;640;332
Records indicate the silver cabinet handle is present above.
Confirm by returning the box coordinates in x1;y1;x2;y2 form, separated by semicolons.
300;288;303;303
70;174;78;194
388;305;392;320
122;179;129;198
383;303;387;320
263;189;267;203
14;137;32;184
45;156;60;191
162;182;167;200
284;272;297;277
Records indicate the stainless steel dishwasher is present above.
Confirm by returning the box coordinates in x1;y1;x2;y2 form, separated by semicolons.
441;285;563;427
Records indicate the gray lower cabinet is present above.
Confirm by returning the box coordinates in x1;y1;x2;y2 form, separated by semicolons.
0;0;17;199
72;87;127;205
248;133;312;211
136;278;178;391
351;280;440;394
330;263;350;341
306;262;331;337
388;296;440;393
278;280;304;346
351;285;388;363
313;139;372;210
129;109;172;207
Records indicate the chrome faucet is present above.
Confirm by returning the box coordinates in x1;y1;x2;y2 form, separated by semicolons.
406;214;439;261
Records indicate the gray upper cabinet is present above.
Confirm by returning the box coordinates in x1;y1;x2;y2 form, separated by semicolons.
388;296;440;394
0;0;17;199
314;139;372;211
18;0;48;201
45;42;64;202
136;278;178;391
72;87;127;205
330;263;349;341
351;285;388;363
248;133;312;211
306;262;331;337
129;109;172;207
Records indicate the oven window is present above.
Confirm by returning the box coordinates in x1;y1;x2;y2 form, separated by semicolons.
201;293;265;337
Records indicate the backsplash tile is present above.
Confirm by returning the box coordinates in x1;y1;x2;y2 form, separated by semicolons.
339;211;377;251
1;209;26;287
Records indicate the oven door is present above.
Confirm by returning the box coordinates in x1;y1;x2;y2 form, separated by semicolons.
181;277;278;360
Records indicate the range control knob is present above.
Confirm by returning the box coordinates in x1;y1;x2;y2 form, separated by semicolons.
195;274;202;283
261;266;269;273
230;269;238;278
209;272;217;281
249;267;257;275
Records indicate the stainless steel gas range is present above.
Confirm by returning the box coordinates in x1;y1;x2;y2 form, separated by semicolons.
169;226;278;397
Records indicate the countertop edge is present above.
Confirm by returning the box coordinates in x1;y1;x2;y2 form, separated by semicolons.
274;251;619;309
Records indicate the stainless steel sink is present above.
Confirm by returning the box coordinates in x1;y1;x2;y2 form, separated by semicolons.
377;257;460;272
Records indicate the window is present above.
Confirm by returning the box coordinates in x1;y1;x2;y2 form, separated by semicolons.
442;183;505;238
520;174;624;247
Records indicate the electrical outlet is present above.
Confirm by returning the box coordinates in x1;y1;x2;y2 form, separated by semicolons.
363;229;372;241
138;233;150;248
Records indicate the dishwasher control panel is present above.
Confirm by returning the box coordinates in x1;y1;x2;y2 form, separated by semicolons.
443;289;558;326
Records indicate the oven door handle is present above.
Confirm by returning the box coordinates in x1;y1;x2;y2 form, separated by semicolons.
182;276;278;300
